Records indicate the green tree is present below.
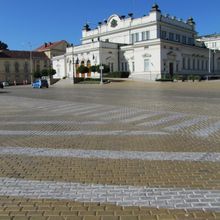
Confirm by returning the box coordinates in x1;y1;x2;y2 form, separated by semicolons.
97;64;110;73
33;71;42;79
0;41;8;50
77;65;89;74
89;65;98;72
41;69;49;77
48;68;56;76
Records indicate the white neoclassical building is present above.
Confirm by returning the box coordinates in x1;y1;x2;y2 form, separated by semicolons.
198;33;220;51
52;4;220;81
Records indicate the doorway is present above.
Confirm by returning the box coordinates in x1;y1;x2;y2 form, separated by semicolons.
169;62;174;78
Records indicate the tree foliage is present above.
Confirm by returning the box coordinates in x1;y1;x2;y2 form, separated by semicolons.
88;64;110;73
48;68;56;76
89;65;98;73
33;68;56;79
97;64;110;73
77;65;89;73
41;69;49;77
0;41;8;50
33;71;42;79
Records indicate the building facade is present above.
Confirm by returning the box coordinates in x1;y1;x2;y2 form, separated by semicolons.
0;50;50;84
36;40;69;59
0;40;68;85
52;4;220;81
197;34;220;73
198;34;220;50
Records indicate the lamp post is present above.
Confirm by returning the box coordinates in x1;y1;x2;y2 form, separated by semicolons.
28;42;33;83
100;64;104;84
209;48;211;74
98;24;104;85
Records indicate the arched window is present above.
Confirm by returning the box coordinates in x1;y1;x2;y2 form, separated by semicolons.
87;60;91;67
69;60;72;72
81;61;85;66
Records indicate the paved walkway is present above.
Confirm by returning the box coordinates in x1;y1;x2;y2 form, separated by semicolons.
0;81;220;219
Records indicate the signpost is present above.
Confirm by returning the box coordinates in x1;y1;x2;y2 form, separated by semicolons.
100;65;104;84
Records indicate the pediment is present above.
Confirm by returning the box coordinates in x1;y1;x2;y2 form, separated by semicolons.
142;53;151;58
167;51;176;56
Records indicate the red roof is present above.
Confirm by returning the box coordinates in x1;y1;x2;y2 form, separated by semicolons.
0;50;49;59
35;40;67;51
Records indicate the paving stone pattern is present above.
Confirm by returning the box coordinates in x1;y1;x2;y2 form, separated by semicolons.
0;146;220;163
0;82;220;219
0;177;220;211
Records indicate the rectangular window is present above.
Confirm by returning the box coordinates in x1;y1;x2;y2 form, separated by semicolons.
142;31;150;41
182;36;187;44
187;58;191;70
121;62;124;72
44;60;47;68
197;60;200;70
5;62;10;73
131;34;135;44
161;31;167;39
176;34;180;42
169;33;174;41
135;33;139;42
192;59;195;70
111;63;114;72
144;59;150;72
125;62;128;72
217;61;220;71
182;58;186;69
188;38;194;45
206;60;208;70
212;42;217;49
201;60;204;70
132;62;135;72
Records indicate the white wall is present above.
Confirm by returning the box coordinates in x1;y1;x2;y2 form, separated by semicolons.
52;56;66;79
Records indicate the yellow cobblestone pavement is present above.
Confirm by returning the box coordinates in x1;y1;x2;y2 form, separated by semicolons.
0;81;220;219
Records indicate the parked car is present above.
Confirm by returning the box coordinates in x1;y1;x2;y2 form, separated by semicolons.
0;82;4;89
2;81;9;87
32;79;49;88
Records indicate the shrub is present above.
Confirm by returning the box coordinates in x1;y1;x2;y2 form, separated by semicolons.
89;65;98;73
104;71;130;78
33;71;42;79
73;77;110;84
97;64;110;73
77;65;89;74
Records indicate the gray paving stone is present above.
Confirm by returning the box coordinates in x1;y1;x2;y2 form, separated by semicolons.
0;177;219;211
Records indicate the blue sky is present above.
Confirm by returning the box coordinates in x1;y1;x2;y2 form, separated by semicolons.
1;0;219;50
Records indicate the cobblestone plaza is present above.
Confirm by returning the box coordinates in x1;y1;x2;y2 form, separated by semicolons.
0;81;220;220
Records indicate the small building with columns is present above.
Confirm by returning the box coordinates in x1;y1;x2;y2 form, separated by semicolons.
52;4;220;81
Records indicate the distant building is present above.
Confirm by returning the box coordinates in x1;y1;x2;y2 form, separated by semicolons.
197;34;220;50
36;40;69;59
0;40;69;85
53;4;220;81
0;50;49;84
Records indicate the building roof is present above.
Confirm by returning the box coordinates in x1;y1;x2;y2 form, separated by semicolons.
35;40;68;51
199;33;220;39
0;50;49;59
